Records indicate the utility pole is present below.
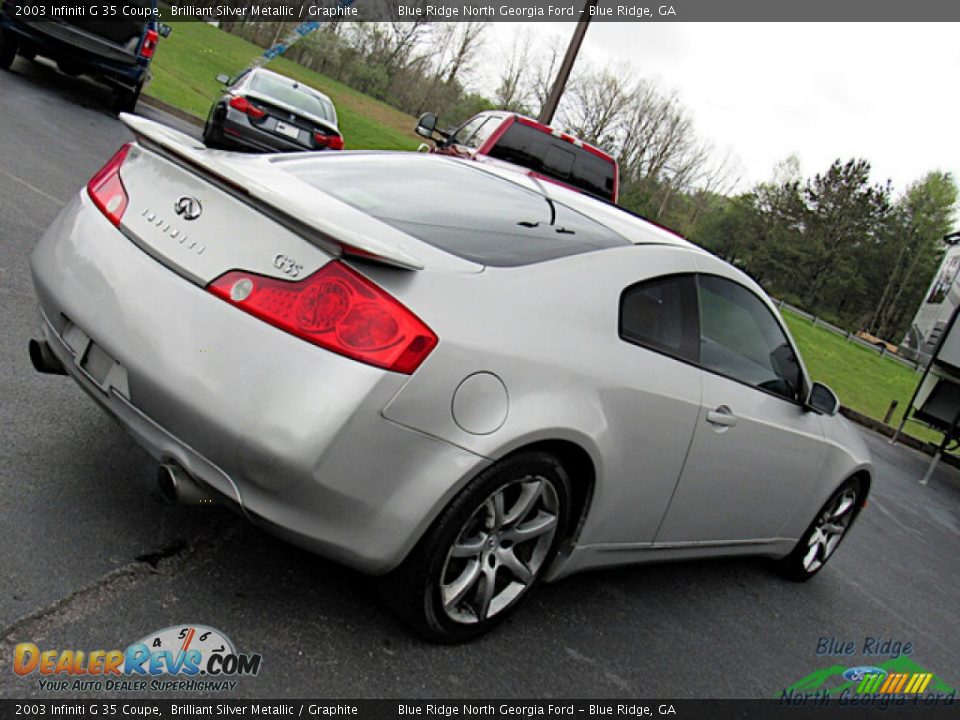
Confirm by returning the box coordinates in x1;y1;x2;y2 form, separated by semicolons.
538;0;599;125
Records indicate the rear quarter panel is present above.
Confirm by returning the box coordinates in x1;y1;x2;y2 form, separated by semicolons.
375;244;705;547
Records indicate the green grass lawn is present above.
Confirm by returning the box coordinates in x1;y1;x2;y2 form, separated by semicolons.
783;310;941;445
147;22;421;151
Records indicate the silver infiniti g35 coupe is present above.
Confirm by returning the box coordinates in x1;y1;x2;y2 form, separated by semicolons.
28;115;872;642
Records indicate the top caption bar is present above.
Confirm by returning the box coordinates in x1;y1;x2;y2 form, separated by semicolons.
3;0;959;21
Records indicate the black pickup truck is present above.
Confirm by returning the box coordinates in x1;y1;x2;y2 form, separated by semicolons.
0;0;168;112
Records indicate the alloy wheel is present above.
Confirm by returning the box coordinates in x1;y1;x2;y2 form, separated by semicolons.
439;475;559;624
802;487;858;572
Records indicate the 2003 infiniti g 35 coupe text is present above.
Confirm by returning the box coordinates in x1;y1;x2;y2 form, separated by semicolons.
28;115;872;642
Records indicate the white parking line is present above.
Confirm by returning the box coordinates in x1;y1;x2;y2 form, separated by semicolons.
0;166;65;205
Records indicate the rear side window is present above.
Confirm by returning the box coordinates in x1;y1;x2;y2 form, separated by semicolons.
620;275;699;362
281;155;630;267
698;275;803;401
487;122;616;201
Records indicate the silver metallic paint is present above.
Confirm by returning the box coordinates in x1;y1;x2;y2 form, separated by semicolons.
30;133;872;581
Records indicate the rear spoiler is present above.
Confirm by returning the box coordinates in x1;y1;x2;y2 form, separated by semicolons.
119;113;423;270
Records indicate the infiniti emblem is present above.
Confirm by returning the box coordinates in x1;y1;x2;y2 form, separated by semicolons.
174;196;203;221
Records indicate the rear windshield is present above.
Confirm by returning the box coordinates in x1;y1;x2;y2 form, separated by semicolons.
487;122;616;201
250;74;337;124
281;155;630;267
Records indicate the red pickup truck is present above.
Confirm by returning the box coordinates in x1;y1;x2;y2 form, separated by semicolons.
415;111;620;203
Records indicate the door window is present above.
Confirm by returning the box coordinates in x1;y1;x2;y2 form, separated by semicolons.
697;275;803;401
452;115;489;148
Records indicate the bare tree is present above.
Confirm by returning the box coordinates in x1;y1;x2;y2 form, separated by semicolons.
557;64;633;146
493;29;533;113
443;22;489;85
415;22;489;114
527;39;563;119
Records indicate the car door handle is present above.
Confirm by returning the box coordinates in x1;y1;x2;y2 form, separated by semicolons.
706;406;738;428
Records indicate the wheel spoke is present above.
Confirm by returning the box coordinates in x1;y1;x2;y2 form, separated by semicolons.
503;479;542;526
450;535;485;558
506;511;557;543
822;522;846;536
803;542;820;570
499;548;533;583
823;533;842;558
803;528;825;571
486;492;506;531
442;560;482;611
831;491;857;519
477;566;497;620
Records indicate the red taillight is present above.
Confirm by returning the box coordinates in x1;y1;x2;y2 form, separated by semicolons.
87;144;132;226
140;29;158;59
208;261;437;374
313;132;344;151
229;96;265;120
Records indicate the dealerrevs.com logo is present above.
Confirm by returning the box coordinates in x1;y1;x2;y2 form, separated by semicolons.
13;624;262;693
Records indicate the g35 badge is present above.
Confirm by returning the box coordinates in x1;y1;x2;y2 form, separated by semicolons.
273;254;303;278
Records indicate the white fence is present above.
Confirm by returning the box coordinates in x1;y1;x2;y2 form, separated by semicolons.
774;298;923;372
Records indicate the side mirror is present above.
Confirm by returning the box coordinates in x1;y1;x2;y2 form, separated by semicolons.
807;382;840;416
216;74;230;86
415;112;438;140
158;24;172;38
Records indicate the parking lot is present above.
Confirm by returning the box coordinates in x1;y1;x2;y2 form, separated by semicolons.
1;57;959;699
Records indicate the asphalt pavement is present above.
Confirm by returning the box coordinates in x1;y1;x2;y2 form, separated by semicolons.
1;55;959;700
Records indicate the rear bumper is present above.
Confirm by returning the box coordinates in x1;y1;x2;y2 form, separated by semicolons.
0;16;147;88
30;192;489;573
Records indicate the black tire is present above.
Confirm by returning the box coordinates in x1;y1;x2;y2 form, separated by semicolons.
113;83;142;114
776;477;863;582
382;451;572;643
202;120;223;149
56;60;83;77
17;43;36;61
0;30;18;71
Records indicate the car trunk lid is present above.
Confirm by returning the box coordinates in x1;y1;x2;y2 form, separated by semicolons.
117;115;469;285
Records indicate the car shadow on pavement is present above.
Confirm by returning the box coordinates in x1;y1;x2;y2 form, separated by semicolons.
5;55;119;115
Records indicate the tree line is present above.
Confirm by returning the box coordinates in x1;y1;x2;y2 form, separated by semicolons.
698;159;957;341
221;19;957;342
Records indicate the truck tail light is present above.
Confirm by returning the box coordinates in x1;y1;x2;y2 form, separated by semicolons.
87;144;132;227
140;29;159;59
208;261;437;374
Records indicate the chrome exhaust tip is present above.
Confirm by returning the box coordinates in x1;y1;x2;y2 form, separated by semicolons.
157;463;214;506
29;338;67;375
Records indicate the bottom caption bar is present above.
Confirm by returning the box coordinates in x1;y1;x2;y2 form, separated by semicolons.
1;699;958;720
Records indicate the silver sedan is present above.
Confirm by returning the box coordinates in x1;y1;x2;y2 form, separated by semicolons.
28;115;872;642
